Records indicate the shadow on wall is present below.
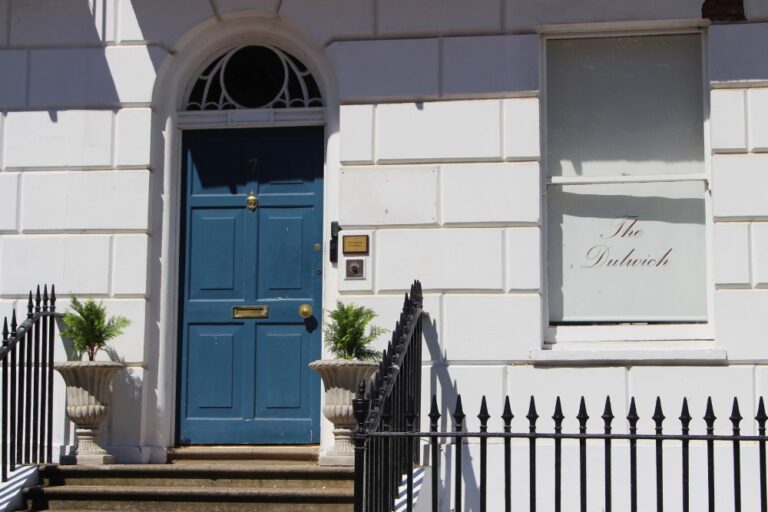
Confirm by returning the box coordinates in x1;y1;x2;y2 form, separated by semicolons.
104;354;143;460
7;0;166;120
422;313;481;511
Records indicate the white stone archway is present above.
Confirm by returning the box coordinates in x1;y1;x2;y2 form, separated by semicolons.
140;14;341;461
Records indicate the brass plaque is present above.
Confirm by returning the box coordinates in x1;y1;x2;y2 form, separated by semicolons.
342;235;369;255
232;306;269;319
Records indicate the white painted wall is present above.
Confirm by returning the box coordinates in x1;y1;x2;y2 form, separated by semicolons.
0;6;766;509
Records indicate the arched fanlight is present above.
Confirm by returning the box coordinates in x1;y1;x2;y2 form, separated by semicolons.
185;45;323;110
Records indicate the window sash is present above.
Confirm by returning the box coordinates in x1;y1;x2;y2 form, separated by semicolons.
542;30;712;335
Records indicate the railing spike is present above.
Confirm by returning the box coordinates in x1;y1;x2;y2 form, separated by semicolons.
382;397;392;429
704;397;716;509
2;317;8;344
501;396;514;424
527;396;539;427
429;394;441;424
552;396;564;428
602;396;614;427
26;291;34;318
704;397;717;429
757;397;767;426
357;379;366;400
10;310;17;334
406;395;417;431
35;285;41;310
730;397;743;428
50;284;56;310
652;397;665;429
453;395;465;428
577;397;589;429
680;398;692;430
42;284;49;310
627;397;639;426
353;383;369;429
478;396;490;426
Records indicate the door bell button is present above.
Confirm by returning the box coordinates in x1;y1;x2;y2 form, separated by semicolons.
346;259;365;279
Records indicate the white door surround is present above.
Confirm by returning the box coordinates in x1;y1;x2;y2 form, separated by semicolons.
141;14;341;462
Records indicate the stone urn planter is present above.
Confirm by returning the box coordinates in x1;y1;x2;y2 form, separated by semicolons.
309;359;378;466
54;361;123;464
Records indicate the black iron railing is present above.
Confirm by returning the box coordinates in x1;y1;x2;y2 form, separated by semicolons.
353;280;423;512
1;285;57;482
357;391;768;512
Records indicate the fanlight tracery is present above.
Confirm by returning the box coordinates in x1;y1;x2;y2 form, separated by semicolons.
185;45;323;111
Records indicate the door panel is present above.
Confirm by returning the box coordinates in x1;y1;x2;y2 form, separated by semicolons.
186;323;249;416
256;326;303;409
260;210;312;295
188;209;245;299
178;127;323;445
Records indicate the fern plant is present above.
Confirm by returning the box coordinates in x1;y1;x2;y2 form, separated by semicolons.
323;301;386;361
60;297;131;361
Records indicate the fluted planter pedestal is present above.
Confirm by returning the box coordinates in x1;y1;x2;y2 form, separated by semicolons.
54;361;123;465
309;359;378;466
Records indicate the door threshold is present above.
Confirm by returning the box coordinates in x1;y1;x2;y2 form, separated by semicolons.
167;445;320;465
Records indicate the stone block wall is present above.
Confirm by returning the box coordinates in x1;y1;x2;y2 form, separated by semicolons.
0;1;766;480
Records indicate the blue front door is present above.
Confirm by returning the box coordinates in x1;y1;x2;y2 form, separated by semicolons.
178;127;323;445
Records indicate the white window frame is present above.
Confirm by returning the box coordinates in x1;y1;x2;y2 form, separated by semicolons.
540;23;715;345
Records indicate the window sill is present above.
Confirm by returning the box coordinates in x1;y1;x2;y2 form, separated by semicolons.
530;348;728;365
546;323;713;343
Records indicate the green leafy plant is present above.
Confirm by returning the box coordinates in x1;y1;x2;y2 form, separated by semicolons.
323;301;386;361
60;297;131;361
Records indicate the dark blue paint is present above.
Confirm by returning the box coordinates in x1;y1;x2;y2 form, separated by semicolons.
178;127;323;445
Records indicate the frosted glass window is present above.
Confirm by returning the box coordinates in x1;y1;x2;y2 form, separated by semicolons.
547;35;704;178
548;182;707;323
546;34;707;325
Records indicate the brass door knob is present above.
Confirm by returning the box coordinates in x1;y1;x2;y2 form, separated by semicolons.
298;304;313;319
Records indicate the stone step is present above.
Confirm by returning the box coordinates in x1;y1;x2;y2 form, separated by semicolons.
39;463;354;490
23;485;354;512
167;445;319;465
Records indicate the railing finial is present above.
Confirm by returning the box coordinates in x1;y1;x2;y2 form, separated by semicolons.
353;380;370;432
627;397;639;430
527;396;538;432
502;396;514;427
577;397;589;432
680;398;692;431
406;395;417;432
429;394;441;430
26;291;34;319
553;396;564;432
602;396;614;428
653;397;665;433
730;398;743;432
453;395;465;430
478;396;490;431
2;317;8;345
757;397;767;429
704;397;717;433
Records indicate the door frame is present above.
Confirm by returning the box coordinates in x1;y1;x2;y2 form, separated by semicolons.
144;17;341;460
176;126;325;445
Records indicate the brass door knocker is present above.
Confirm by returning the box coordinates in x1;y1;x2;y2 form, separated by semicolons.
246;190;258;211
